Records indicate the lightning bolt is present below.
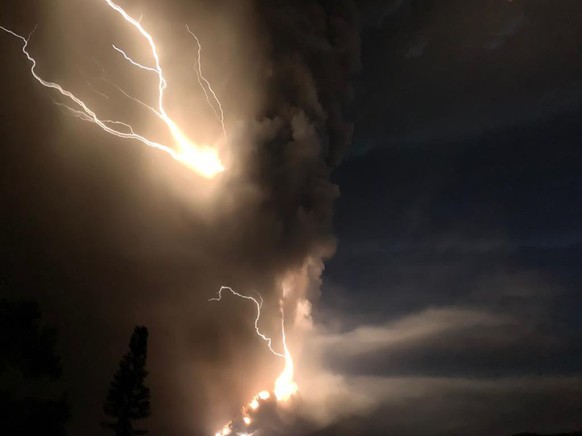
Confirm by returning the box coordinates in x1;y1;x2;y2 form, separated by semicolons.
210;285;299;436
0;0;225;179
86;82;110;100
210;286;286;359
273;284;298;402
2;4;293;435
111;44;159;74
186;25;227;141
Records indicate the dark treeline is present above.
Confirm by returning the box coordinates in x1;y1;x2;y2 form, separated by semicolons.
102;326;151;436
0;298;69;436
0;294;151;436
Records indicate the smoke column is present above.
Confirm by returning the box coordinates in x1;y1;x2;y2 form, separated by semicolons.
208;0;362;432
0;0;361;434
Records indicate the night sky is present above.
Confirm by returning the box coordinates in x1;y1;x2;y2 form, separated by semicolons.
1;1;581;436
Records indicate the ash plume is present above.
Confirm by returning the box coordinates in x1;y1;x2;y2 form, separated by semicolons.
0;0;363;435
224;0;361;307
207;0;362;433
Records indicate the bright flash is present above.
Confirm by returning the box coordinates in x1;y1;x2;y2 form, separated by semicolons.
219;424;232;436
273;284;298;401
242;417;251;426
274;355;298;402
211;285;299;435
0;0;226;179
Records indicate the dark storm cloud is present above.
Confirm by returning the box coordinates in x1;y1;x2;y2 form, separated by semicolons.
304;2;582;433
352;0;582;156
220;0;362;269
256;0;360;163
243;2;582;433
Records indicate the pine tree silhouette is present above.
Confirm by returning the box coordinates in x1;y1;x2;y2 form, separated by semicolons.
102;326;151;436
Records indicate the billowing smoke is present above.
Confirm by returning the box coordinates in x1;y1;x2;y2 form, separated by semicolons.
220;0;361;321
205;0;362;433
0;0;362;435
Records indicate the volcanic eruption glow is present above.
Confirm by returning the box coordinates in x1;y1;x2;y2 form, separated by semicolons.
210;285;299;435
0;0;225;179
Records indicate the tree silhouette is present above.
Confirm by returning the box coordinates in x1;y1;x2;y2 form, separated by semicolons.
0;298;69;436
102;326;151;436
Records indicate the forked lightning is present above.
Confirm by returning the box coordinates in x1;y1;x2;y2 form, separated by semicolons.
1;0;225;178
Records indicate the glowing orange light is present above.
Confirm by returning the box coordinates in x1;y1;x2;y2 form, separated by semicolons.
211;285;299;435
249;399;259;411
